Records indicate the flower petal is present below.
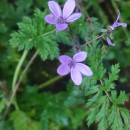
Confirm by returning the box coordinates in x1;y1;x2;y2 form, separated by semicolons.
56;23;68;31
113;9;120;25
111;10;127;30
66;13;82;22
106;37;115;46
71;66;82;85
59;55;72;64
114;22;127;28
111;22;127;30
48;1;61;18
73;51;87;62
76;63;93;76
57;64;70;76
44;14;56;24
63;0;75;19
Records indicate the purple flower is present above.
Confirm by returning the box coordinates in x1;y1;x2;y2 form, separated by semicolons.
110;10;127;30
57;51;93;85
106;10;127;46
44;0;82;32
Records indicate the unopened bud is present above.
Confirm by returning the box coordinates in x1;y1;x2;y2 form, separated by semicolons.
86;18;92;24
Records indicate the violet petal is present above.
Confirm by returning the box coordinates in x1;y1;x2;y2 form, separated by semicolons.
56;23;68;31
63;0;75;19
113;9;120;25
48;1;61;18
73;51;87;62
71;66;82;85
114;22;127;28
44;14;56;24
59;55;72;64
57;64;70;76
66;13;82;23
76;63;93;76
106;36;115;46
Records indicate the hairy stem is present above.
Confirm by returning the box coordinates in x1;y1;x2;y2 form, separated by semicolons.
82;33;106;47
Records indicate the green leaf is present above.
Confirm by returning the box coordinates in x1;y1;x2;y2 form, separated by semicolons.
120;108;130;129
0;98;7;114
111;108;124;130
0;121;13;130
86;107;98;126
10;110;42;130
36;35;59;60
10;8;59;60
111;91;128;105
104;63;120;91
56;31;71;46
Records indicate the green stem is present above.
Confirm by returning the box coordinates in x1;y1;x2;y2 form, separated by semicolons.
12;50;28;90
13;99;19;110
38;76;62;90
104;91;113;103
11;50;28;110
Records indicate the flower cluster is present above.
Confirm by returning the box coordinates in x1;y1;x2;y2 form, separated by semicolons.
44;0;127;85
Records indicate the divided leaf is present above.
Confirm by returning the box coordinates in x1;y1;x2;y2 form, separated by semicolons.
10;8;59;60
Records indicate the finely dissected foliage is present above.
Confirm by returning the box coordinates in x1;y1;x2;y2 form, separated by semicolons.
0;0;130;130
84;43;130;129
10;9;59;60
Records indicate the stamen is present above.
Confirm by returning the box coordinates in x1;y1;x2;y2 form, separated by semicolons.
57;17;65;24
68;60;76;68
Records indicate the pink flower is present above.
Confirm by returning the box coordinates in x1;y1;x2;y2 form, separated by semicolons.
106;10;127;46
44;0;81;32
57;51;93;85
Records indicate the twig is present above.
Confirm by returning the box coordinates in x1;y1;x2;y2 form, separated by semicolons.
82;33;106;47
3;51;38;119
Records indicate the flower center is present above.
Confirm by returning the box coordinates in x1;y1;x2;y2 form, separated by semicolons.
57;17;65;24
68;60;76;68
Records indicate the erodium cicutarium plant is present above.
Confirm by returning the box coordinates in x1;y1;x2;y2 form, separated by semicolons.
3;0;130;129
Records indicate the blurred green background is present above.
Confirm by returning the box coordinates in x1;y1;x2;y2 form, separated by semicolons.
0;0;130;130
